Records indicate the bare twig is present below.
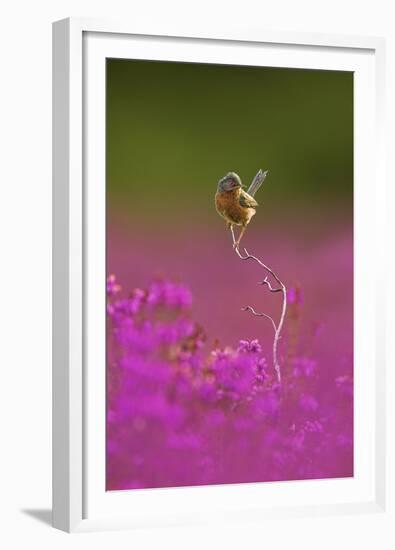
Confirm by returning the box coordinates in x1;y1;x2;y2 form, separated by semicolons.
241;305;277;334
259;276;283;293
230;226;287;383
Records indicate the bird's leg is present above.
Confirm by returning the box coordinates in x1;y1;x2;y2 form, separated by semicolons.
233;225;247;250
228;223;236;247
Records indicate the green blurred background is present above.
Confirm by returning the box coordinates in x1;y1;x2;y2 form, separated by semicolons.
106;59;353;228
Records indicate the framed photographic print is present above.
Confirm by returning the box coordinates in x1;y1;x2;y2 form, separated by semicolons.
52;18;387;532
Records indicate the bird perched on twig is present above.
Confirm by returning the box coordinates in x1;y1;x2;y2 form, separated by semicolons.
215;169;268;249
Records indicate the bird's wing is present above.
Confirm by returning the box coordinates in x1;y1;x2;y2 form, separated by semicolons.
239;190;258;208
247;169;269;197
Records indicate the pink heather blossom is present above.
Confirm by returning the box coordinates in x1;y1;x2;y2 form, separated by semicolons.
292;356;317;378
106;277;353;491
299;394;319;412
287;286;303;305
106;274;121;296
237;339;262;354
147;280;192;309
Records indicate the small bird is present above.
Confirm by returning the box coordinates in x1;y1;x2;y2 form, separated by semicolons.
215;169;268;249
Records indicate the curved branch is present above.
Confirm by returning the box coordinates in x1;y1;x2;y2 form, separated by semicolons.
259;276;283;293
230;226;287;383
241;305;277;334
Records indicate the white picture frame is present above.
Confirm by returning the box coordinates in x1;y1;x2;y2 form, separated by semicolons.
52;17;387;533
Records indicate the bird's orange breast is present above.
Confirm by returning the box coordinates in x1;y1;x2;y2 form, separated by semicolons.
215;189;255;226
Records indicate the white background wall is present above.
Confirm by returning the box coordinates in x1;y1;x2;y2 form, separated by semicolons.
0;1;394;547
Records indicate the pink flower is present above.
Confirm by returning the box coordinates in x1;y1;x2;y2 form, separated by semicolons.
106;277;353;491
237;339;262;354
287;286;303;305
106;274;121;296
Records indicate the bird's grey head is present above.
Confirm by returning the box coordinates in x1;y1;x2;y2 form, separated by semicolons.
217;172;242;192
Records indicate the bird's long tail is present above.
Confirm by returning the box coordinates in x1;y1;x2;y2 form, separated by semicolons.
247;169;269;197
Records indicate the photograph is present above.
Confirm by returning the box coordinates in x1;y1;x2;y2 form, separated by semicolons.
105;58;354;491
1;0;391;544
